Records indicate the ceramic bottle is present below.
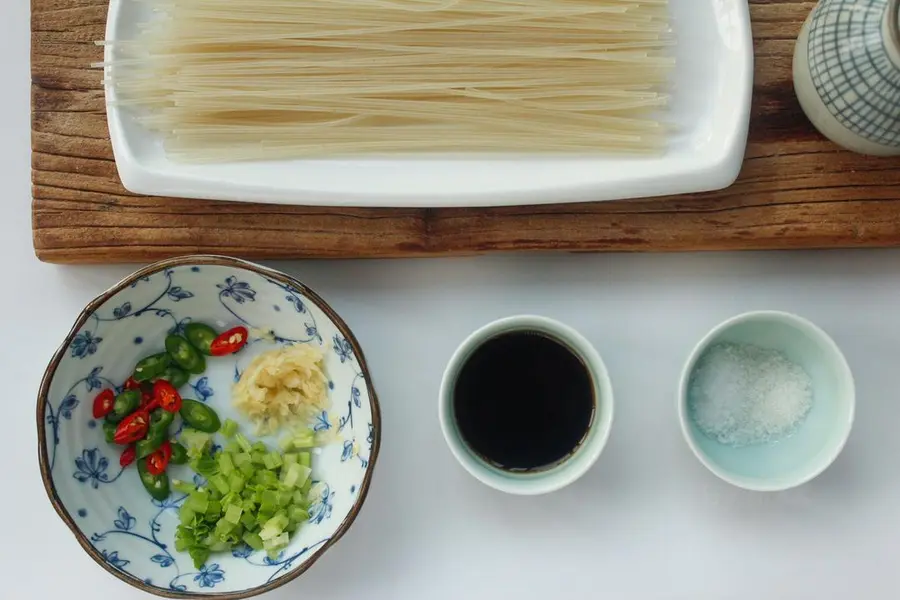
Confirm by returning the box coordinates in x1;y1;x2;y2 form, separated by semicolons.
793;0;900;156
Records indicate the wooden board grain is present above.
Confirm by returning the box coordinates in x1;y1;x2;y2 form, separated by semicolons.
31;0;900;263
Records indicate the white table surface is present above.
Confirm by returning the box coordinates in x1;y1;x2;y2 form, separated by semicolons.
7;4;900;599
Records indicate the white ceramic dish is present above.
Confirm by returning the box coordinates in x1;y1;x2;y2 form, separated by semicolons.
102;0;753;208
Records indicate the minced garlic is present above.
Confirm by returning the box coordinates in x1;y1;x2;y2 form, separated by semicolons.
232;344;330;435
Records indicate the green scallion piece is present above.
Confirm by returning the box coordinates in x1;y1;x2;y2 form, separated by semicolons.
173;479;196;495
210;474;230;496
263;452;282;470
240;511;257;531
224;504;243;524
206;500;222;518
221;419;239;439
228;472;246;494
243;532;264;551
298;452;311;469
217;452;235;476
186;490;210;514
234;432;252;453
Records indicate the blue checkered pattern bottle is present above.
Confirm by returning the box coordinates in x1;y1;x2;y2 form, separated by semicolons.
793;0;900;156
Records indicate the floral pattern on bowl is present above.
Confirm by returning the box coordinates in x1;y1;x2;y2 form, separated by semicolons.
37;256;381;598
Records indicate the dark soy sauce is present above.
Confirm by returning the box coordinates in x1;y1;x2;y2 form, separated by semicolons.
453;331;595;471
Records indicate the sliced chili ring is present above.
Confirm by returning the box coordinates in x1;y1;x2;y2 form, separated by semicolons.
113;411;149;445
153;379;183;413
209;326;249;356
92;389;116;419
146;441;172;476
120;445;137;468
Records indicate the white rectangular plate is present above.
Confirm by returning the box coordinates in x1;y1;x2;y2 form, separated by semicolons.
103;0;753;208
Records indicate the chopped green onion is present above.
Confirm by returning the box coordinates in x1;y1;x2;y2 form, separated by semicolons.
234;432;252;453
291;429;316;449
298;452;311;468
172;479;196;495
210;474;230;496
175;424;322;569
217;452;235;476
224;504;243;524
189;546;210;570
221;419;239;439
264;532;290;553
186;490;210;514
216;518;237;535
182;428;212;459
238;461;255;478
282;463;311;489
192;454;218;477
255;470;278;487
263;452;282;470
243;531;264;551
179;504;196;524
228;472;246;493
240;511;257;531
260;489;278;513
289;504;309;524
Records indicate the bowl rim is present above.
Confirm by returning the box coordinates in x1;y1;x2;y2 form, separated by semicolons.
438;314;615;495
35;254;383;599
676;309;855;492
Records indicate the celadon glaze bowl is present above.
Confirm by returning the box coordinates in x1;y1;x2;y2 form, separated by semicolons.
37;256;381;598
678;310;854;492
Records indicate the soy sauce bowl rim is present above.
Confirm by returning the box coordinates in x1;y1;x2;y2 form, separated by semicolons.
439;315;614;495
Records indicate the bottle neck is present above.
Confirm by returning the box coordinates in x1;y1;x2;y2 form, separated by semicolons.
884;0;900;68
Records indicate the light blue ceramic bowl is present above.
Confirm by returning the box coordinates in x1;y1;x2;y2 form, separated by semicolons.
37;256;380;598
678;311;854;492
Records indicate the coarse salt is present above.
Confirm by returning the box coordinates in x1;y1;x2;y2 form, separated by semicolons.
688;342;813;447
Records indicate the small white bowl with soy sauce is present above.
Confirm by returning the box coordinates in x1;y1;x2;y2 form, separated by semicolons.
439;315;614;495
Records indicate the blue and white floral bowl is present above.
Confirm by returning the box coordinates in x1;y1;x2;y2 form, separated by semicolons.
37;256;381;598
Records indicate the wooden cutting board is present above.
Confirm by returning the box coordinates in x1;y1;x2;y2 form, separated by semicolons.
31;0;900;264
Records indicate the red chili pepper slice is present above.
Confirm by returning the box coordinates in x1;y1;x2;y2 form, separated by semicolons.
209;326;249;356
113;411;149;445
92;389;116;419
123;377;141;391
153;380;183;413
146;441;172;476
138;382;155;409
120;445;136;468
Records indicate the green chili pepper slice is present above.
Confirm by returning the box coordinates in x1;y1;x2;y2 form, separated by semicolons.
136;427;167;459
137;459;170;501
154;365;189;389
148;409;175;435
184;323;219;356
102;421;117;443
169;441;188;465
165;334;206;375
107;389;141;423
179;399;221;433
133;352;171;382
